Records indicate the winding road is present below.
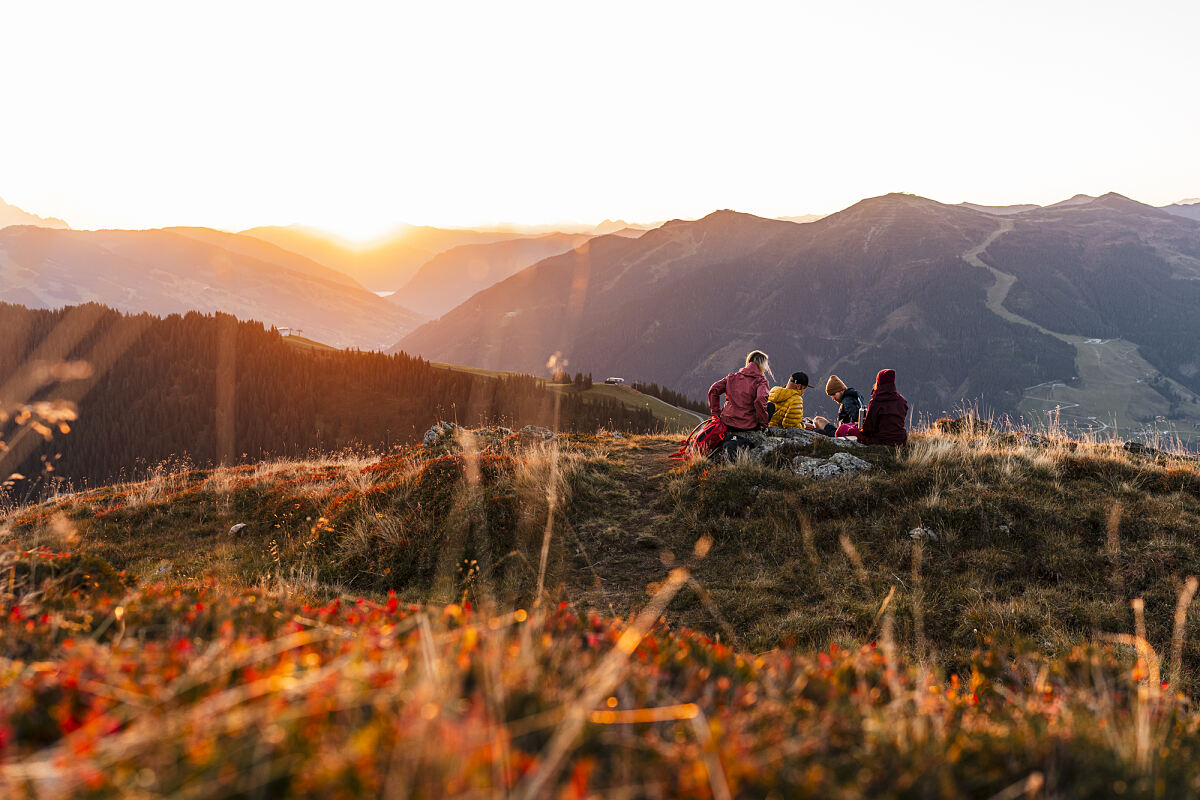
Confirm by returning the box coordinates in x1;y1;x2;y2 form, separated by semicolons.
960;221;1198;438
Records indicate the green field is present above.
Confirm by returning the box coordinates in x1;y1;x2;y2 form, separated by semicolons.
280;333;339;352
429;361;702;432
1016;337;1200;445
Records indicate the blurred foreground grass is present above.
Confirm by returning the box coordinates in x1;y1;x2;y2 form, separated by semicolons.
3;425;1200;797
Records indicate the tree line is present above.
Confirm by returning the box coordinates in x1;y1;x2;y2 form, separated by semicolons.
630;382;708;414
0;302;658;492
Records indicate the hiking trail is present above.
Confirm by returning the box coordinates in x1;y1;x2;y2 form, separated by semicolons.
569;438;683;613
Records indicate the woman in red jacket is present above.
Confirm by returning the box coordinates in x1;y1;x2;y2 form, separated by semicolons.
856;368;909;446
708;350;772;432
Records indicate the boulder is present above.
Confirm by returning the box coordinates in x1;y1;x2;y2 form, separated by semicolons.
908;526;938;541
765;427;819;445
517;425;557;442
422;421;460;447
792;451;872;480
720;428;864;467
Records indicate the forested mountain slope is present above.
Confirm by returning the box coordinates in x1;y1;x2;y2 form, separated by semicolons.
0;302;658;490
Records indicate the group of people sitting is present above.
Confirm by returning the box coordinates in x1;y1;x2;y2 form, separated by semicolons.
707;350;909;447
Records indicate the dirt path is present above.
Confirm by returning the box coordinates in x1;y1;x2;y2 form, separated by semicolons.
959;218;1072;342
567;438;682;614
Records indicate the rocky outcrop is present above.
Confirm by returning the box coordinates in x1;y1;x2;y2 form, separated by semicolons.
719;428;872;479
792;451;873;480
517;425;556;443
422;421;550;451
423;421;461;447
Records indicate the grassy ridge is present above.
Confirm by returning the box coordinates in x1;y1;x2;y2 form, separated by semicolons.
4;426;1200;796
430;361;700;431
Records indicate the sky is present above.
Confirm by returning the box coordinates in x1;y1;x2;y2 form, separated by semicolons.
1;0;1197;240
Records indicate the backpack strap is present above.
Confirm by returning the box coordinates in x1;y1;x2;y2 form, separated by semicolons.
669;419;708;459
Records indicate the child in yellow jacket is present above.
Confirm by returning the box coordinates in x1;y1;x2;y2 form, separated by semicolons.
767;372;809;428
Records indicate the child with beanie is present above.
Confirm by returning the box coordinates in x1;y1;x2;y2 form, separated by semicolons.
812;374;864;437
830;369;909;446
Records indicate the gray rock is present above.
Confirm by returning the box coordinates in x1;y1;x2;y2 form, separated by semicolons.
765;426;818;445
518;425;556;441
828;452;871;471
724;428;867;467
792;451;872;480
909;527;938;541
422;421;459;447
229;522;248;535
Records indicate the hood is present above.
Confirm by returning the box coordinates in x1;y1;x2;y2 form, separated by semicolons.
738;363;765;379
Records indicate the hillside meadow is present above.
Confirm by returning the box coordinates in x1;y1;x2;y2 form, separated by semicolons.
3;424;1200;797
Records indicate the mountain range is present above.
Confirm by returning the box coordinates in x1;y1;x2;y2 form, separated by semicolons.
0;196;70;229
1162;198;1200;222
4;191;1200;433
393;192;1200;430
0;226;424;348
389;232;593;317
239;225;533;292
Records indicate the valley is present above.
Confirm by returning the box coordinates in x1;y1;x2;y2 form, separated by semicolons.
960;219;1200;444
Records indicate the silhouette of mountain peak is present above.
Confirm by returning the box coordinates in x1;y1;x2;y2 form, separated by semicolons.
1091;192;1152;211
1047;192;1167;217
1048;194;1097;208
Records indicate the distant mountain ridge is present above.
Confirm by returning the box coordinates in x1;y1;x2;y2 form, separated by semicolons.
390;233;592;317
240;225;531;292
0;196;70;229
0;226;423;349
394;191;1200;427
162;227;367;290
1163;198;1200;222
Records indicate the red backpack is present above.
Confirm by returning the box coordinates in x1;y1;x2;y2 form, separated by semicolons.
670;416;728;461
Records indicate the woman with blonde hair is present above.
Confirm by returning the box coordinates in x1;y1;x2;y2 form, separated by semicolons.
708;350;773;433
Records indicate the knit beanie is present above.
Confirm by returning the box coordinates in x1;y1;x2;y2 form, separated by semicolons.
825;375;847;397
874;369;896;389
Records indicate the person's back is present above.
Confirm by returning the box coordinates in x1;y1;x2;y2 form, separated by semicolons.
708;351;771;432
859;368;908;446
767;372;808;428
837;388;863;426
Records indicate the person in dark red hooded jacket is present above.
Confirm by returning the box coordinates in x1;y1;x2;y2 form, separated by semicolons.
858;368;908;446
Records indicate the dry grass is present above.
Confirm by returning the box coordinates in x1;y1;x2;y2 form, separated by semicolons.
3;424;1200;796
